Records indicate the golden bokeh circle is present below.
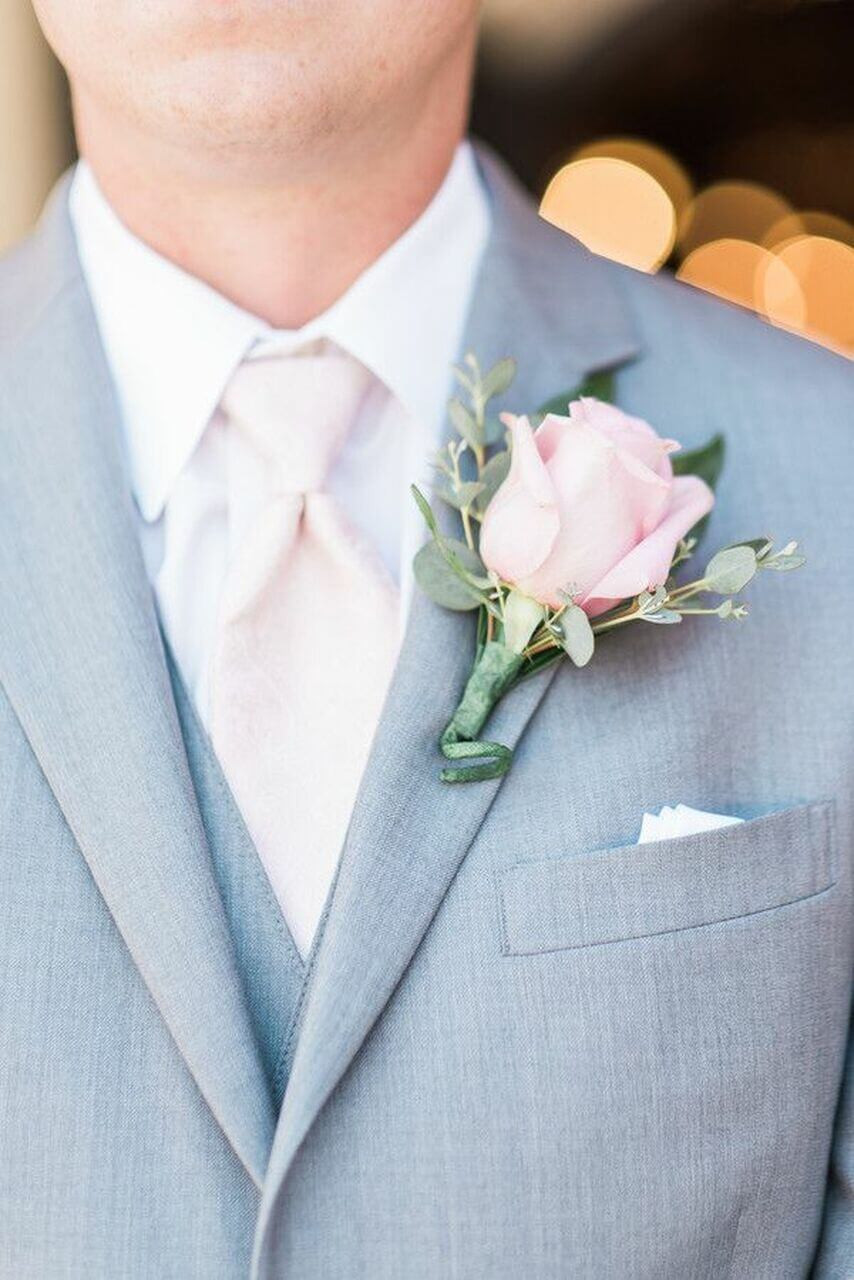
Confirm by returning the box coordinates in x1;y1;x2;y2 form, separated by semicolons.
760;235;854;357
678;181;793;260
571;137;694;218
540;157;676;273
676;238;804;320
763;210;854;251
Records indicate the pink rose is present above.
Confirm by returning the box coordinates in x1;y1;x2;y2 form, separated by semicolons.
479;398;714;618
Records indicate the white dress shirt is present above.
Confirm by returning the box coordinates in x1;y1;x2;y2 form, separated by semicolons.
69;144;490;724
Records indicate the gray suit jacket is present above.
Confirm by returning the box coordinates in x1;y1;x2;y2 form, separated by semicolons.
1;145;852;1279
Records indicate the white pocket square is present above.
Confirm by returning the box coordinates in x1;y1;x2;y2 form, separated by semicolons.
637;804;743;844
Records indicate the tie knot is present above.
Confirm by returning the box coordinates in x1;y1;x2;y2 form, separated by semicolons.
220;347;373;492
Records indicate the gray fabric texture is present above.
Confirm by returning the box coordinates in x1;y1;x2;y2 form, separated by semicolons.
0;142;851;1279
163;638;307;1107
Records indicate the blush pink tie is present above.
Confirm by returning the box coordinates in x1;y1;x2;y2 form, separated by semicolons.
209;346;400;957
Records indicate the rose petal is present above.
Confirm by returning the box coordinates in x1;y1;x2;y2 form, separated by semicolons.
580;475;715;616
571;398;676;481
480;415;561;583
518;416;672;606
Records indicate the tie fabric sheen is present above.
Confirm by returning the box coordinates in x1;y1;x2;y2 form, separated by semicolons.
209;346;400;957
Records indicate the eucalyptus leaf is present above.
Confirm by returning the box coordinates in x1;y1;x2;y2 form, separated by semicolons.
444;540;492;591
448;397;480;450
483;414;507;445
444;539;491;589
558;604;595;667
430;446;454;478
727;536;774;561
413;540;483;611
670;536;697;569
763;555;806;572
481;357;517;402
757;539;805;572
638;586;668;613
474;449;511;514
704;545;757;594
436;479;485;511
715;599;749;620
411;484;439;536
451;363;474;394
641;608;683;624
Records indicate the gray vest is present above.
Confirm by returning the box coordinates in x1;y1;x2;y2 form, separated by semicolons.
163;637;307;1110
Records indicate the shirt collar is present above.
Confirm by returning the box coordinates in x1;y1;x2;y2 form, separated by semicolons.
69;144;490;522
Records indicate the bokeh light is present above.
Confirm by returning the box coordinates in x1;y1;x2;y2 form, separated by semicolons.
677;238;803;320
540;157;676;272
763;210;854;251
760;236;854;357
570;137;694;219
678;181;793;260
540;131;852;359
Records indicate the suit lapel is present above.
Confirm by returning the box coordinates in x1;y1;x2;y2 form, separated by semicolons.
0;180;275;1188
253;144;642;1261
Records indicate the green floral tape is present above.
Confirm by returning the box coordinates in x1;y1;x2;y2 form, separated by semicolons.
439;736;513;784
438;639;522;783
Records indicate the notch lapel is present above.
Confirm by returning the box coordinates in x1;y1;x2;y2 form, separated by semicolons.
253;144;641;1266
0;180;275;1188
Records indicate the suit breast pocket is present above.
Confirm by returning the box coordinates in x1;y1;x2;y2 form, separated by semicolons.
496;801;836;957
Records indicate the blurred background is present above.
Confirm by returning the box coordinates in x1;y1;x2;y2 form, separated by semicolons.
1;0;852;356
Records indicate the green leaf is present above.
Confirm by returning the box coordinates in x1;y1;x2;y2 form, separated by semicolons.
445;538;492;590
474;449;511;514
481;357;517;402
671;432;725;492
411;484;440;536
436;479;485;511
483;414;506;446
430;445;455;479
413;539;483;611
763;554;806;572
448;397;481;450
532;369;616;426
638;586;668;613
641;608;683;624
451;362;474;394
704;545;757;594
443;537;491;590
729;536;774;561
532;393;569;423
758;539;806;572
573;368;616;403
557;604;595;667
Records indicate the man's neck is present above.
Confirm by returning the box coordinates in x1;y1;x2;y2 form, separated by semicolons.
73;57;472;329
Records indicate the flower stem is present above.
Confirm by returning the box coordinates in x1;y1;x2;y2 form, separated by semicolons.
666;577;709;604
591;607;641;634
460;506;475;551
669;605;722;616
439;640;524;783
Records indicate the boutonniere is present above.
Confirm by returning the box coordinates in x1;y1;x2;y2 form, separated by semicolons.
411;354;804;784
